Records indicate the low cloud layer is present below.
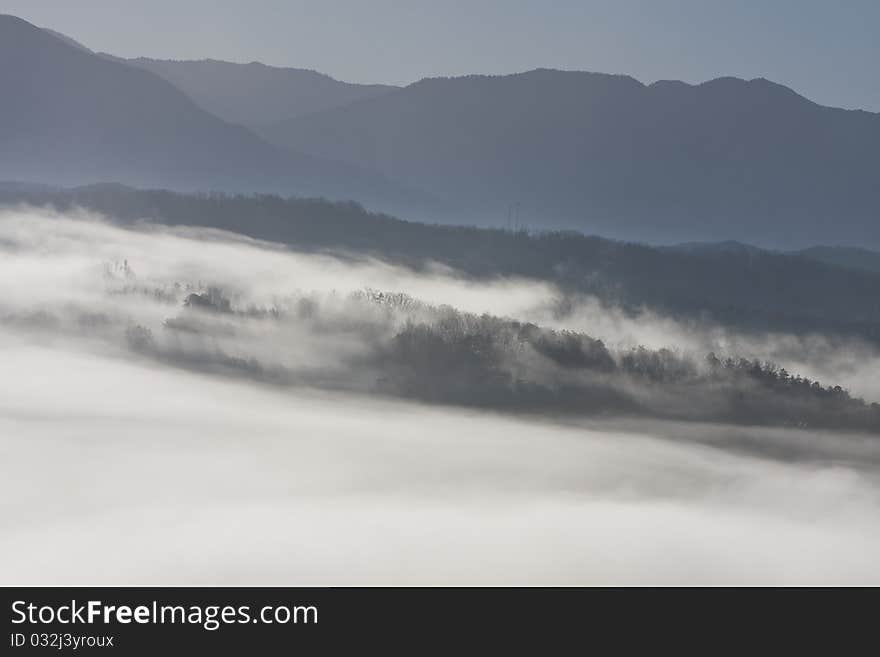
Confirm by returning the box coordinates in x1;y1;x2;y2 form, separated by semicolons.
2;207;879;584
3;343;879;585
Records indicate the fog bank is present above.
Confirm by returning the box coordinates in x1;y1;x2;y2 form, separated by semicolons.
2;208;879;584
2;344;879;585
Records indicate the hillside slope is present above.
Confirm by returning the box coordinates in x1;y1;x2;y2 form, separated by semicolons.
0;15;435;215
257;68;880;248
109;56;397;125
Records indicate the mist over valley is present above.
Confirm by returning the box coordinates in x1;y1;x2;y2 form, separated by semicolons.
2;9;879;586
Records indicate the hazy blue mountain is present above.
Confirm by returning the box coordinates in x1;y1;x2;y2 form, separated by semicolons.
664;241;767;258
797;246;880;275
41;27;92;53
106;56;398;126
674;241;880;276
0;15;437;216
256;68;880;249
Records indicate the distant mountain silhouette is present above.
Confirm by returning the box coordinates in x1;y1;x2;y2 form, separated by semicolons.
256;68;880;248
673;240;880;275
0;15;437;215
664;241;767;258
796;246;880;275
106;56;398;126
41;27;92;53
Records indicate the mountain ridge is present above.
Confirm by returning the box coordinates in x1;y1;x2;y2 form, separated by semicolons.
0;14;441;218
255;67;880;248
8;14;880;249
105;55;399;126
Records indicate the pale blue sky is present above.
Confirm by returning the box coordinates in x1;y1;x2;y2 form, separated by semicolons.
4;0;878;110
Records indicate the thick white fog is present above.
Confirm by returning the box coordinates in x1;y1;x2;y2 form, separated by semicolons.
2;207;879;584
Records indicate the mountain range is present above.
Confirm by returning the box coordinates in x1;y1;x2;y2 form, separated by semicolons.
3;13;880;248
106;56;397;126
255;69;880;248
0;15;436;217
